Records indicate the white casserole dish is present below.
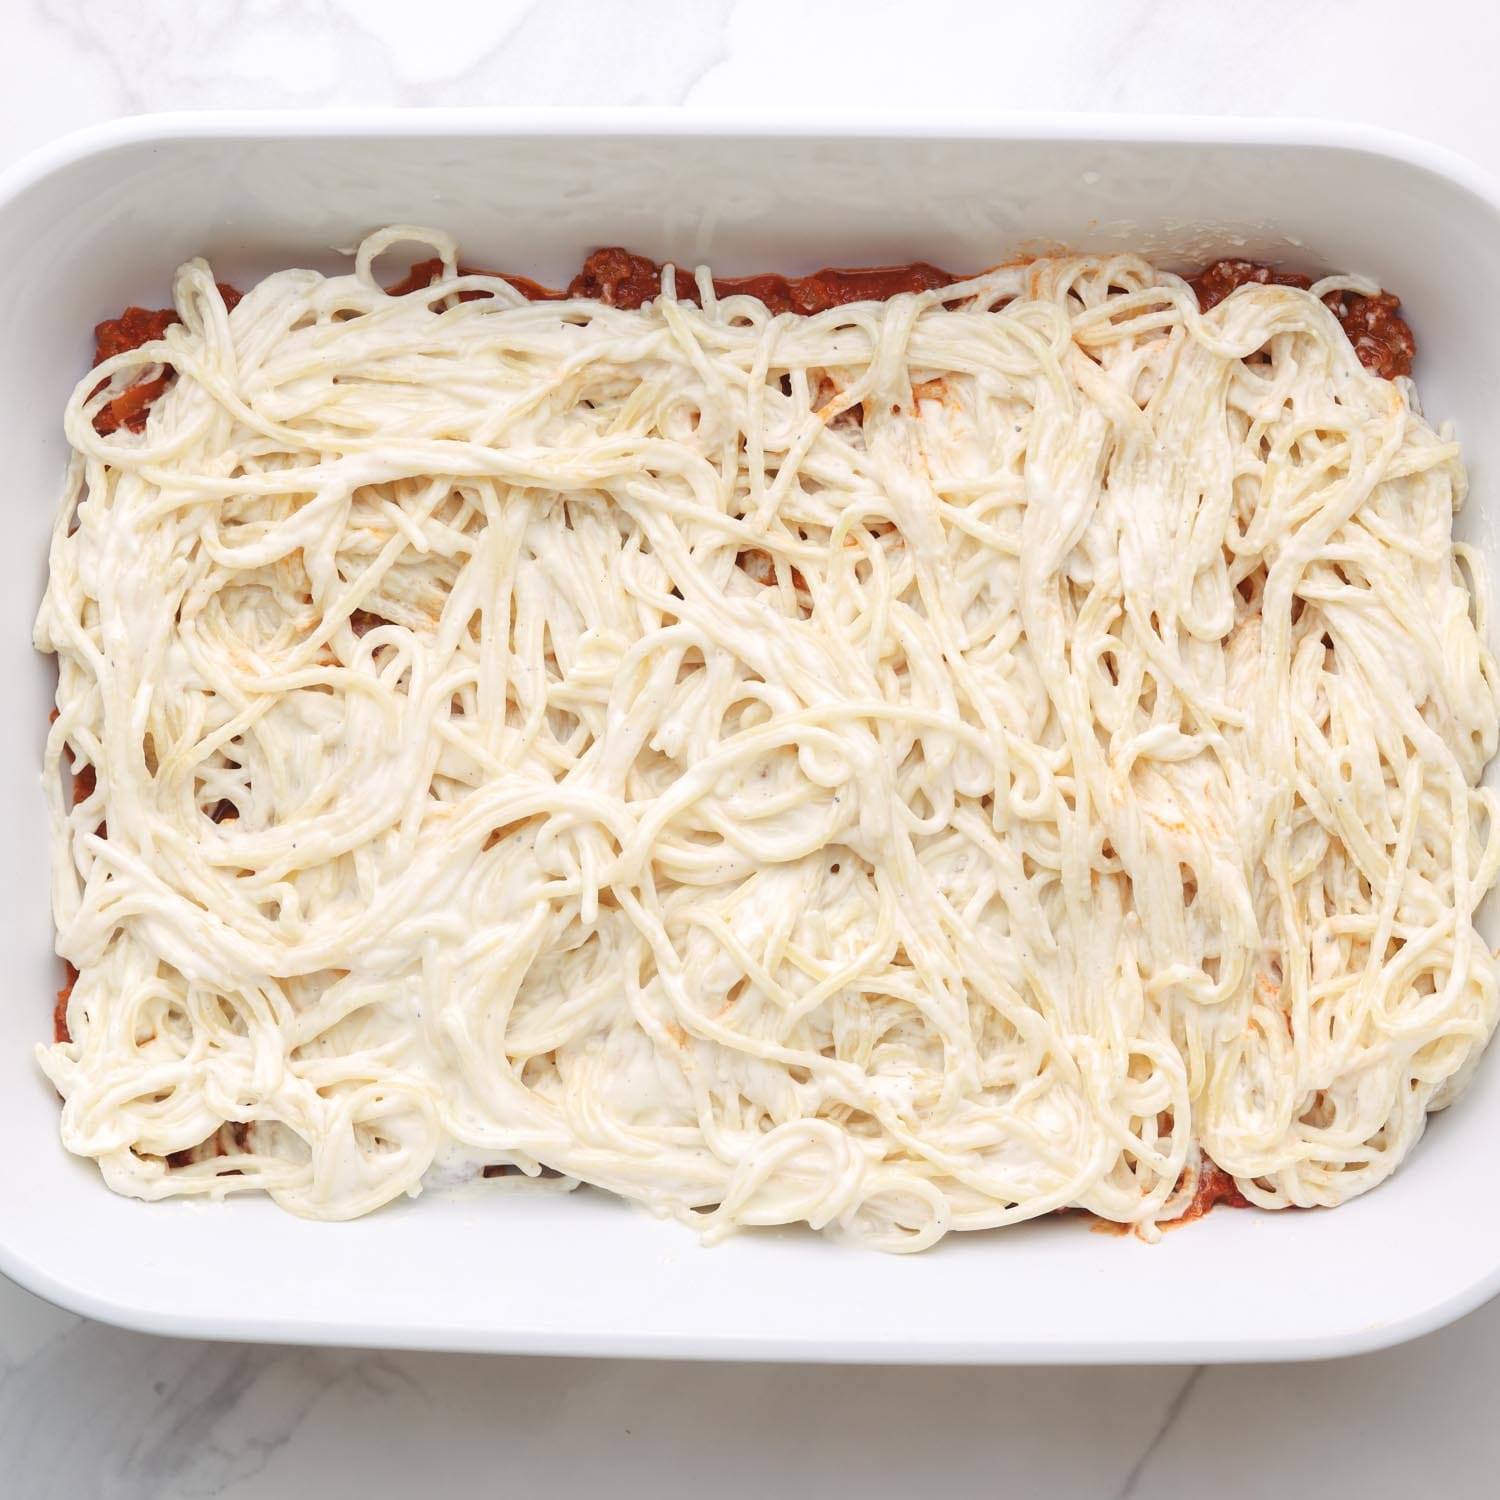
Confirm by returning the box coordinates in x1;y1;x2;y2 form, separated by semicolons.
4;110;1500;1363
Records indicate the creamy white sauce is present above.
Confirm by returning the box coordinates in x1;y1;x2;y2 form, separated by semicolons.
35;229;1500;1249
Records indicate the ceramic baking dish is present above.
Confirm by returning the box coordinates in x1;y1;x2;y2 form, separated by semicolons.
4;110;1500;1362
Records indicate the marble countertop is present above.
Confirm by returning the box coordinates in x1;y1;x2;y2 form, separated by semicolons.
6;1;1500;1495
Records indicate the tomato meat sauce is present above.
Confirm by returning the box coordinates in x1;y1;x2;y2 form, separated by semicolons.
1164;1160;1253;1228
86;251;1415;439
385;247;956;315
389;248;1413;382
90;282;242;435
1188;257;1414;378
54;962;77;1046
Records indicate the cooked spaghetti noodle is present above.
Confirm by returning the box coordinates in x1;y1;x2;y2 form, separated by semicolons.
36;227;1500;1248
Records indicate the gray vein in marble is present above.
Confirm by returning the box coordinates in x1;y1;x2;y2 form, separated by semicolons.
35;0;388;110
28;0;130;114
27;0;732;114
391;0;735;109
1116;1365;1203;1500
0;1324;314;1500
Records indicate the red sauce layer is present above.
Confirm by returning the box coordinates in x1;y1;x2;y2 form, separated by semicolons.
392;250;1414;381
91;282;242;435
54;962;76;1045
85;252;1416;440
1187;258;1312;310
1165;1160;1251;1228
1188;257;1414;378
386;249;957;315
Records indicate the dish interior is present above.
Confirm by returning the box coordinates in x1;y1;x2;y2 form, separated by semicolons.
4;122;1500;1360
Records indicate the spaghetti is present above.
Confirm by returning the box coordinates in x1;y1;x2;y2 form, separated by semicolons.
36;227;1500;1249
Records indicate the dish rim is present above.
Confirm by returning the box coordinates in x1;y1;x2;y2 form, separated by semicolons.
4;104;1500;224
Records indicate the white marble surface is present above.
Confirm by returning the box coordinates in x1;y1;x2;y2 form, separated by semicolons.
4;1;1500;1495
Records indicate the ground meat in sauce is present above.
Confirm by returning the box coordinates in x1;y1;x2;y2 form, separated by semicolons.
349;608;390;637
1166;1160;1251;1227
1187;258;1314;310
1321;289;1414;379
54;962;77;1045
86;251;1416;440
385;248;958;316
565;247;683;308
1188;257;1414;378
391;249;1412;376
165;1120;253;1171
382;258;563;304
93;305;180;365
571;249;957;314
72;760;95;807
90;282;242;435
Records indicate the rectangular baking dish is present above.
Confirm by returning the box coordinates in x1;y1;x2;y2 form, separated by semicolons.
4;110;1500;1363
